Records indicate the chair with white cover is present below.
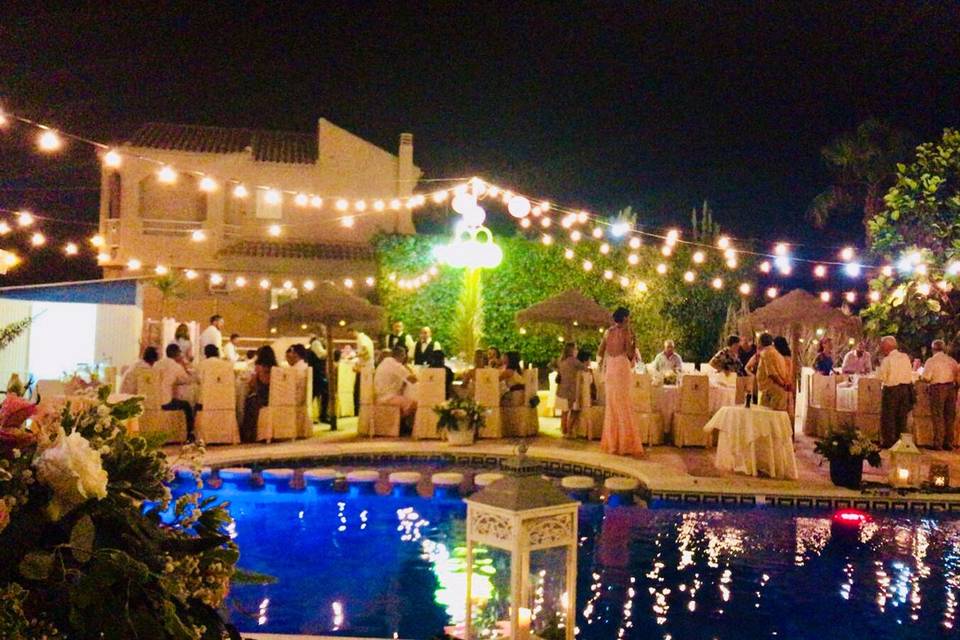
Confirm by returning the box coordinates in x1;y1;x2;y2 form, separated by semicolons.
136;368;188;444
681;362;696;374
295;367;314;438
413;368;446;439
503;368;539;437
911;380;934;446
256;367;299;442
357;368;402;437
572;370;603;440
36;379;66;403
699;363;717;379
195;359;239;444
631;372;663;445
673;374;710;447
475;368;503;438
804;374;838;437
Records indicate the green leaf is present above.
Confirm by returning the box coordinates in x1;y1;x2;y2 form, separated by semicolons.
19;551;54;580
70;514;96;563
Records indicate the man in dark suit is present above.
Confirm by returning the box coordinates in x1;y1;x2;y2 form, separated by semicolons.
385;320;413;353
413;326;441;366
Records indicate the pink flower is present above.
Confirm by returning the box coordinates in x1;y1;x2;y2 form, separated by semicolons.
0;427;36;454
0;394;37;429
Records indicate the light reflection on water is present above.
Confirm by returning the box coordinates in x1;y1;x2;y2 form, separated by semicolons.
177;481;960;639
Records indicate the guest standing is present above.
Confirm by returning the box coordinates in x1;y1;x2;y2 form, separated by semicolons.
174;324;194;363
199;315;224;359
922;339;958;450
241;346;276;443
841;341;873;375
738;336;757;370
773;336;795;420
652;340;683;375
756;333;790;411
598;307;644;456
709;335;746;376
813;338;834;375
878;336;915;448
556;342;587;436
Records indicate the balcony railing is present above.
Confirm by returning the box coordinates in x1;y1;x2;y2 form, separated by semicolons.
141;219;204;237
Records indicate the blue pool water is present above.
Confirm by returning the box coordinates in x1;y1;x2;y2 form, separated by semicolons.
174;478;960;639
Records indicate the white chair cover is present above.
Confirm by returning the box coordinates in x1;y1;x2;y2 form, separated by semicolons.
195;360;239;444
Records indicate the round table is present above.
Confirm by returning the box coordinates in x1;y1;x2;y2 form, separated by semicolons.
703;405;798;479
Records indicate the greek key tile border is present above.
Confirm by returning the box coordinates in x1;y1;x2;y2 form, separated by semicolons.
649;491;960;514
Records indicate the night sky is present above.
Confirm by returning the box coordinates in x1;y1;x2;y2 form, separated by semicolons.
1;2;959;285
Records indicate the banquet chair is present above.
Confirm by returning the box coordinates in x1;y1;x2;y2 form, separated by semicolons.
195;359;239;445
852;377;882;440
36;379;66;403
503;368;539;437
803;374;838;437
475;368;503;438
699;363;717;378
356;368;401;437
413;368;446;439
572;370;603;440
631;372;664;445
294;367;314;438
911;380;934;447
135;369;188;444
256;367;299;442
674;374;710;447
681;362;696;374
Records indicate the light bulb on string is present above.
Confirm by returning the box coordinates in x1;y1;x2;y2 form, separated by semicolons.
683;270;696;283
452;192;477;214
373;199;385;211
813;265;827;278
184;269;198;280
30;232;45;247
233;184;249;199
431;191;448;204
766;287;779;299
725;257;738;269
264;189;282;205
840;247;855;262
310;195;323;208
0;222;10;235
582;259;593;271
234;276;247;288
717;236;731;250
90;234;105;247
462;205;486;227
341;216;355;228
656;263;668;275
868;290;881;302
157;166;177;184
610;221;630;237
335;198;349;211
599;242;610;254
259;278;271;289
570;230;582;242
354;200;367;212
577;211;589;224
635;281;648;293
619;276;630;287
541;234;553;245
302;279;315;291
520;218;531;229
711;277;723;289
539;216;551;228
37;129;63;152
63;242;78;256
844;262;862;278
199;176;218;192
660;245;672;257
692;251;705;264
283;280;294;290
389;198;401;210
627;253;639;265
268;224;282;237
629;237;641;249
739;283;752;295
820;291;832;303
592;228;603;239
294;193;309;207
365;276;376;287
343;278;354;289
96;252;109;264
0;111;8;127
917;282;932;296
102;149;122;168
564;248;574;259
191;229;207;242
759;260;771;274
603;269;613;280
127;258;142;271
154;264;168;275
209;273;224;286
540;201;551;211
508;196;532;219
844;291;857;304
665;229;679;246
17;211;34;227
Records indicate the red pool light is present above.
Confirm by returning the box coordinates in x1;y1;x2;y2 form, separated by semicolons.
832;509;872;525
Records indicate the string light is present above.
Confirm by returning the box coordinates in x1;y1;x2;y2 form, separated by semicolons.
570;230;582;242
711;277;723;289
29;232;45;247
656;263;668;275
63;242;79;256
17;211;34;227
264;189;282;205
157;166;177;184
840;247;855;262
302;279;315;291
154;264;168;275
759;260;771;273
234;276;247;288
660;245;672;257
199;176;218;192
599;242;610;254
343;278;354;288
209;273;224;285
102;149;122;168
365;276;375;287
520;218;531;229
310;195;323;208
619;275;630;287
373;199;385;211
683;270;696;283
917;282;932;296
692;251;705;264
813;265;827;278
725;257;738;269
738;282;752;295
90;234;105;247
844;291;857;303
627;253;639;265
717;236;731;250
564;248;574;259
37;129;63;152
868;290;881;302
184;269;198;280
96;252;109;264
541;234;553;245
259;278;271;289
294;193;309;207
0;111;8;127
819;291;832;302
0;222;10;235
191;229;206;242
233;184;249;199
591;228;603;239
354;200;367;212
629;237;641;249
540;217;551;228
126;258;142;271
268;224;282;237
582;259;593;271
341;216;355;228
335;198;349;211
635;281;648;293
282;280;294;290
766;287;779;299
603;269;614;280
665;229;680;246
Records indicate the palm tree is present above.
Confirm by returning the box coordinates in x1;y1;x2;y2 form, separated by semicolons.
152;274;185;318
807;119;913;232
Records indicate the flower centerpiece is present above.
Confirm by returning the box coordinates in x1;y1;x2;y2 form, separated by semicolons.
662;371;678;386
0;387;239;639
434;397;486;445
814;429;882;489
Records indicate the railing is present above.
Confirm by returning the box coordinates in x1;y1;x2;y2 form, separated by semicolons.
140;219;204;236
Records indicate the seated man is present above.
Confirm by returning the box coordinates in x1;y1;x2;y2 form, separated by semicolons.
120;346;159;394
373;345;418;422
841;341;873;375
285;344;310;371
653;340;683;374
154;343;197;440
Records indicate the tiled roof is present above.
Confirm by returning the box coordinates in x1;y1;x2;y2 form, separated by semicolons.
218;241;374;261
127;123;318;164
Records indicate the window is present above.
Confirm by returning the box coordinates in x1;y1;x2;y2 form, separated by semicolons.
107;172;121;219
255;189;282;219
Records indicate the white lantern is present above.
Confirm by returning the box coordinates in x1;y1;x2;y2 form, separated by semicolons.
452;193;478;215
461;205;486;228
507;195;532;218
888;433;922;489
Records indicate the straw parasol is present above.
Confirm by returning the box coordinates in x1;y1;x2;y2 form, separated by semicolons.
516;289;612;338
268;281;385;333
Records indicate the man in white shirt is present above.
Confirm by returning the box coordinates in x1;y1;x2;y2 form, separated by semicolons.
413;326;441;366
922;339;958;450
653;340;683;375
373;345;418;421
841;341;873;375
120;346;160;394
222;333;240;363
198;315;224;359
154;343;197;440
285;345;310;372
878;336;915;448
384;320;415;353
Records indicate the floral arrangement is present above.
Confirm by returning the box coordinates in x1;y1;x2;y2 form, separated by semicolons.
662;371;678;385
814;429;882;467
434;397;487;433
0;387;239;639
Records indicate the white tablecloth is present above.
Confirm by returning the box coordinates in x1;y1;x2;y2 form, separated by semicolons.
836;385;857;412
655;383;738;430
704;405;798;479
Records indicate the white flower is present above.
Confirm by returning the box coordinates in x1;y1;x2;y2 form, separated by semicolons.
35;429;109;521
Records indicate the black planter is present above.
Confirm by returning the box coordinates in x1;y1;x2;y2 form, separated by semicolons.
829;457;864;489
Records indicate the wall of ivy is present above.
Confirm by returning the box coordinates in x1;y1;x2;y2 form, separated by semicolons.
375;233;751;366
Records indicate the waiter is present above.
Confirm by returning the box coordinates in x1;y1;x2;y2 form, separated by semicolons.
385;320;414;353
878;336;915;448
413;326;441;366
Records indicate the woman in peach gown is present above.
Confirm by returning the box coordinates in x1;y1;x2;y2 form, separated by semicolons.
598;307;645;456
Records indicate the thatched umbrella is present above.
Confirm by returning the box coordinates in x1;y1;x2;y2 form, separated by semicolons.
268;282;386;430
516;289;612;339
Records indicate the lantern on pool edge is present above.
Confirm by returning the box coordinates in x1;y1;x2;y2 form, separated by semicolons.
461;475;579;640
888;433;922;489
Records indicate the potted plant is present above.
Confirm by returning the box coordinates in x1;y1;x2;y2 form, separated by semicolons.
814;429;882;489
434;397;486;445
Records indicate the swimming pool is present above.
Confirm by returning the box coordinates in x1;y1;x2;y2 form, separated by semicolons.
173;474;959;639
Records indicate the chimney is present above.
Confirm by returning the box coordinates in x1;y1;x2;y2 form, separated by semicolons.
397;133;414;197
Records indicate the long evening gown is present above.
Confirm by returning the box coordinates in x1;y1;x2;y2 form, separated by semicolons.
600;324;645;456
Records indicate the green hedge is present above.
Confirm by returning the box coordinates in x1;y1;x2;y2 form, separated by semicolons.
375;233;751;366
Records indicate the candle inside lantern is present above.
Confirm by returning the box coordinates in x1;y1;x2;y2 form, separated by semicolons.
897;468;910;482
517;606;532;640
934;475;947;487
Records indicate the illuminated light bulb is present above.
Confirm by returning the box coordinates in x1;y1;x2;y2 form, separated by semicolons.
917;282;932;296
739;282;752;295
96;252;110;264
766;287;779;299
365;276;375;287
0;222;10;235
283;280;294;290
881;265;894;277
665;229;680;245
775;254;792;275
507;196;533;220
487;185;501;197
570;230;582;242
692;251;705;264
103;149;122;168
268;224;282;237
723;248;736;260
343;278;354;288
540;216;551;228
577;211;589;224
661;245;672;257
820;291;832;303
844;262;862;278
389;198;401;210
157;165;177;184
232;184;249;198
725;257;738;269
209;273;224;285
611;221;630;237
405;198;415;209
264;189;282;205
599;242;610;254
373;199;385;211
259;278;271;289
0;111;8;127
845;291;857;303
585;227;601;240
531;206;542;217
840;247;855;262
63;242;78;256
354;200;367;211
564;248;574;259
432;190;449;204
461;205;486;227
290;193;307;207
627;253;639;265
335;198;349;211
470;180;487;197
519;218;531;229
541;234;553;245
619;276;630;287
270;327;277;335
628;237;641;249
603;269;614;280
412;194;425;207
717;236;731;250
30;232;45;247
310;195;323;208
453;183;469;196
706;277;720;289
126;258;142;271
813;265;827;278
341;216;355;228
17;211;34;227
635;281;648;293
37;129;63;152
759;260;771;274
197;176;217;192
191;229;206;242
184;269;198;280
302;279;315;291
540;201;551;211
560;214;575;228
683;270;696;283
774;242;788;256
154;264;168;275
656;263;668;275
582;259;593;271
868;290;881;302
